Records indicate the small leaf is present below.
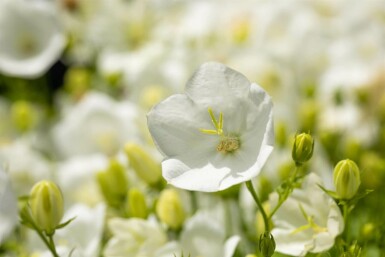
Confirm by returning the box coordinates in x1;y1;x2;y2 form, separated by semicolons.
56;216;76;230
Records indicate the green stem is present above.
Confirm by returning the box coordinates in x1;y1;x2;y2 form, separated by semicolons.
246;180;270;232
343;203;349;244
269;165;301;219
48;234;60;257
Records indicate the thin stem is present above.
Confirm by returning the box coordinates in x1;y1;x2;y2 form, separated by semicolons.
343;203;350;244
246;180;270;232
48;234;60;257
269;165;301;219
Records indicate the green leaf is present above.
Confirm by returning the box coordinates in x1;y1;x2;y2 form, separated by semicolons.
56;216;76;230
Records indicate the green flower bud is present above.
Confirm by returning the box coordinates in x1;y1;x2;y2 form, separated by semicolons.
292;133;314;166
11;101;36;132
29;180;64;235
97;159;128;207
124;143;161;186
333;159;361;200
64;67;91;99
245;255;257;257
127;188;148;219
259;232;276;257
156;188;185;230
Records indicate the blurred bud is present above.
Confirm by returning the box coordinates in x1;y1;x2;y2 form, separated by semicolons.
292;133;314;166
105;72;123;88
64;67;91;100
11;101;36;132
231;19;250;44
97;159;128;207
343;139;362;163
127;188;148;219
140;85;167;110
361;223;376;241
156;188;185;230
30;180;64;235
298;100;318;132
259;232;276;257
360;152;385;189
333;159;361;200
245;255;257;257
275;121;287;148
124;143;161;186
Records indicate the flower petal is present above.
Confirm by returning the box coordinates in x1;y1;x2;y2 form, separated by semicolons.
148;94;216;157
185;62;251;107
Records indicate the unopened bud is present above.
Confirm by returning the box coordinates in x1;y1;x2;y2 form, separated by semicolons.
29;180;64;235
156;188;185;230
292;133;314;166
11;101;35;132
259;232;276;257
245;255;257;257
97;159;128;207
124;143;161;186
127;188;148;219
333;159;361;200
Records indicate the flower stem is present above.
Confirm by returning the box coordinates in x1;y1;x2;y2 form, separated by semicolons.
246;180;270;232
47;234;60;257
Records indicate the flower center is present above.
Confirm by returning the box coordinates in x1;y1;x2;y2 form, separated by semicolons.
200;108;240;154
290;204;328;235
217;136;240;153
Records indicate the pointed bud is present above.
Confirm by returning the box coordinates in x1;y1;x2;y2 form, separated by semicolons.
292;133;314;166
156;188;185;230
124;143;161;186
259;232;276;257
29;180;64;235
127;188;148;219
333;159;361;200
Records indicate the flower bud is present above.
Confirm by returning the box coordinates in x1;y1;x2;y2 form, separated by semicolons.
124;143;161;186
127;188;148;219
156;188;185;230
245;255;257;257
292;133;314;166
97;159;128;207
333;159;361;200
11;101;36;132
29;180;64;235
259;232;276;257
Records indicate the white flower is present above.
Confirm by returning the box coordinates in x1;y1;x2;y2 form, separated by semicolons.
0;165;18;244
52;91;141;158
147;62;274;192
270;173;344;256
0;139;52;195
0;0;65;78
103;218;169;257
179;209;240;257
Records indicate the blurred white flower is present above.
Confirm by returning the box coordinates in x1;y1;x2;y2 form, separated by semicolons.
53;91;141;158
0;0;65;78
0;139;52;195
147;62;274;192
270;173;344;256
0;165;18;244
56;154;109;207
180;209;240;257
29;204;106;257
103;218;169;257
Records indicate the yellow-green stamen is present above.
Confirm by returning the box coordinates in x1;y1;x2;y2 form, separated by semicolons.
200;108;240;154
290;204;328;235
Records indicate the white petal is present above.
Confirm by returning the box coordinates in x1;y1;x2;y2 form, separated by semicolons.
147;94;216;157
185;62;251;107
224;235;241;257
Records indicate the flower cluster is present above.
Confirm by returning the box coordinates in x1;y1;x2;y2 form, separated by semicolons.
0;1;383;257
